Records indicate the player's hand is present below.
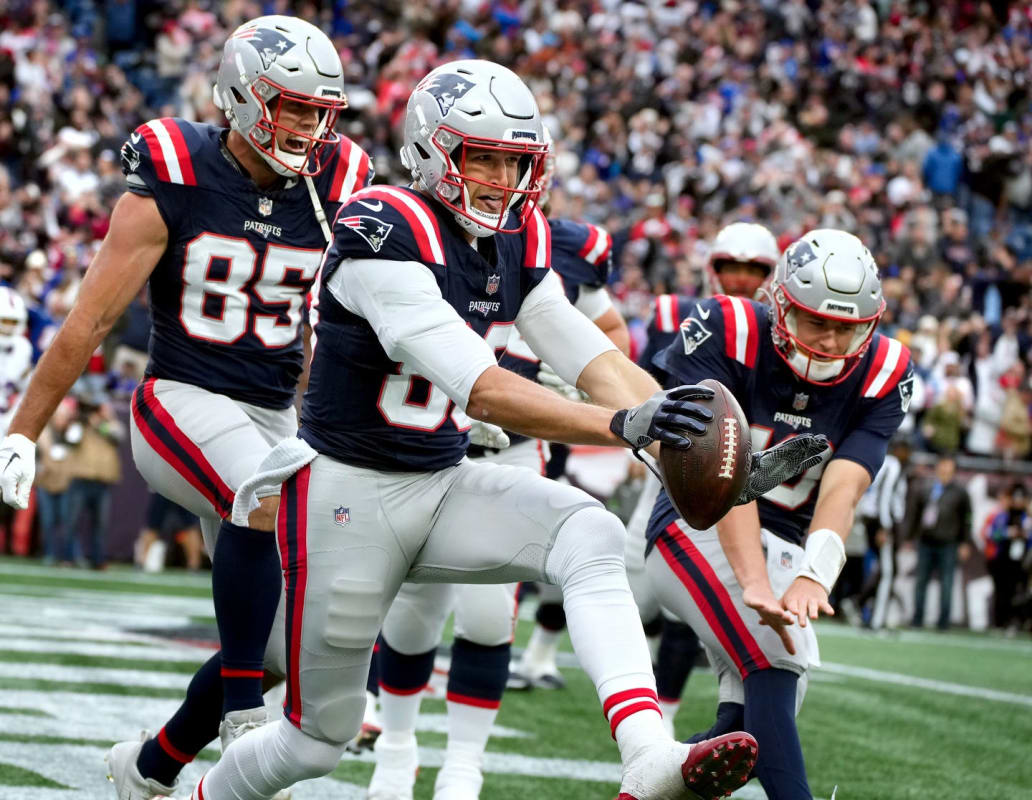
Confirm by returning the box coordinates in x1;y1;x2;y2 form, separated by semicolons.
781;575;834;628
536;362;583;401
742;582;796;655
736;434;829;505
468;419;510;450
0;433;36;510
610;385;715;451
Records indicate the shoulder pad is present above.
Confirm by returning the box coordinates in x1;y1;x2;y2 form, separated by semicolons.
121;118;205;186
332;185;446;265
860;334;914;399
320;134;374;204
712;295;767;368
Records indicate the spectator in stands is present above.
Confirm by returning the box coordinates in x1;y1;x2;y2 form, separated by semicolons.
905;453;973;630
983;482;1032;632
36;396;77;565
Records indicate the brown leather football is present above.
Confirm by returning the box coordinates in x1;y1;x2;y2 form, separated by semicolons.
658;378;751;530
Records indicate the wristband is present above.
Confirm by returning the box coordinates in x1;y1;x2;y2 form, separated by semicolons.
799;528;846;594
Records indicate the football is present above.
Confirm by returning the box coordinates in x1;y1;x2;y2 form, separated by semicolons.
658;378;752;530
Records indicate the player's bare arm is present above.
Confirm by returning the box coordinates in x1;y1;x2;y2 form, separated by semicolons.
781;458;871;626
590;305;631;355
11;192;166;441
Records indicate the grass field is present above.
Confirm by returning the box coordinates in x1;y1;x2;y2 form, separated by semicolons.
1;555;1030;800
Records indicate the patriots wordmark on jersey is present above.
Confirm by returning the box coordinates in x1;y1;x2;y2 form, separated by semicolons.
120;117;371;409
646;294;913;548
301;185;552;470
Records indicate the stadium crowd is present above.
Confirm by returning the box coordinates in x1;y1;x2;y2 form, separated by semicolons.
0;0;1030;629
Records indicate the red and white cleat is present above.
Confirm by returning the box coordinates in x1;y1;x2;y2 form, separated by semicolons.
616;732;758;800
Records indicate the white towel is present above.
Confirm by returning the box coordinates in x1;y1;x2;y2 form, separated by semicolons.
231;436;319;526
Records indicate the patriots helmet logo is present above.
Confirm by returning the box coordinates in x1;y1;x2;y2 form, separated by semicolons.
234;27;297;70
420;73;476;117
341;215;394;253
785;240;817;275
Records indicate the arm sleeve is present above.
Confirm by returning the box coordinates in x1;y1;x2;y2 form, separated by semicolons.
515;269;617;386
573;285;614;321
326;258;497;411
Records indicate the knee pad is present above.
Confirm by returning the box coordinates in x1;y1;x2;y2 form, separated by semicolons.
279;720;349;779
454;584;516;646
382;583;454;654
546;505;626;584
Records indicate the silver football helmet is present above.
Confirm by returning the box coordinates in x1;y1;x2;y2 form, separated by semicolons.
400;59;548;237
706;222;780;299
213;15;348;177
0;285;27;342
770;229;884;384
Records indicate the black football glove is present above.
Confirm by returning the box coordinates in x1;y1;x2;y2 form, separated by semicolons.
610;385;715;451
735;434;830;505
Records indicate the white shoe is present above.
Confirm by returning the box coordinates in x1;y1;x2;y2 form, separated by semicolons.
219;708;292;800
105;731;177;800
433;744;483;800
618;734;757;800
367;735;419;800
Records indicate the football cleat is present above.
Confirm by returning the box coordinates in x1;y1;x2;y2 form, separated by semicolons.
105;731;178;800
506;666;566;691
367;735;419;800
616;733;757;800
219;708;292;800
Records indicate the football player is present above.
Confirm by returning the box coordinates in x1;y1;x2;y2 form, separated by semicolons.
627;222;781;733
0;15;371;800
644;229;914;799
187;60;826;800
365;137;627;799
0;286;32;438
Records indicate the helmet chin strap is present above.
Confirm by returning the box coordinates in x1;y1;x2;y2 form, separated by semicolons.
788;348;845;382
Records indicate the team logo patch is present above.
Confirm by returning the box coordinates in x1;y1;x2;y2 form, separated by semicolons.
898;375;915;413
340;215;394;253
420;73;475;117
780;550;793;569
680;317;712;356
334;506;350;526
258;197;273;217
486;274;500;295
120;142;141;174
234;27;297;70
793;392;809;411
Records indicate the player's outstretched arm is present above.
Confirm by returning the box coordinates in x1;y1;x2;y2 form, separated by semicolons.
781;458;871;627
0;192;165;508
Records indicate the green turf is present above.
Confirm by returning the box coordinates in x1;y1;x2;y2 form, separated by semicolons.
0;763;67;789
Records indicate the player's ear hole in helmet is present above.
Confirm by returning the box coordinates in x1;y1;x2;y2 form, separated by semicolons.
213;15;349;178
400;60;549;238
769;228;885;385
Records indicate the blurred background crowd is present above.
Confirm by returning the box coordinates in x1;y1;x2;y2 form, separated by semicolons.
0;0;1030;632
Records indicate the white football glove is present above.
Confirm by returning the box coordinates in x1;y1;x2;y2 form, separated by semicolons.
468;419;510;450
536;362;584;402
0;433;36;510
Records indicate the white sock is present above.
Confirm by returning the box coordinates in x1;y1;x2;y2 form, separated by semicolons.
545;506;666;760
434;700;497;797
646;630;662;665
379;688;423;739
519;625;560;672
658;698;680;737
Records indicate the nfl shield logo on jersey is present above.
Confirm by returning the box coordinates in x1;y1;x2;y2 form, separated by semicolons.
780;550;793;569
334;506;350;526
792;392;809;411
486;274;500;295
258;197;273;216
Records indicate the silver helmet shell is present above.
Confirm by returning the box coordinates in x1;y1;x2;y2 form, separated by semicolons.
213;15;348;177
770;228;885;384
400;59;548;238
706;221;780;298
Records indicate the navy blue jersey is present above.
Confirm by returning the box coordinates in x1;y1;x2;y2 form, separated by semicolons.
120;118;372;409
300;187;552;471
646;294;914;547
637;293;696;381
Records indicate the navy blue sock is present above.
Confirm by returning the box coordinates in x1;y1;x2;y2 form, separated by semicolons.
447;638;510;705
686;701;745;744
212;519;281;715
744;668;811;800
137;652;223;786
367;635;382;696
378;636;437;694
655;620;700;701
535;601;566;632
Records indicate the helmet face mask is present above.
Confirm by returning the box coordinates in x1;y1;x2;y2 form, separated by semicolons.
770;229;885;386
402;60;548;237
214;16;348;178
